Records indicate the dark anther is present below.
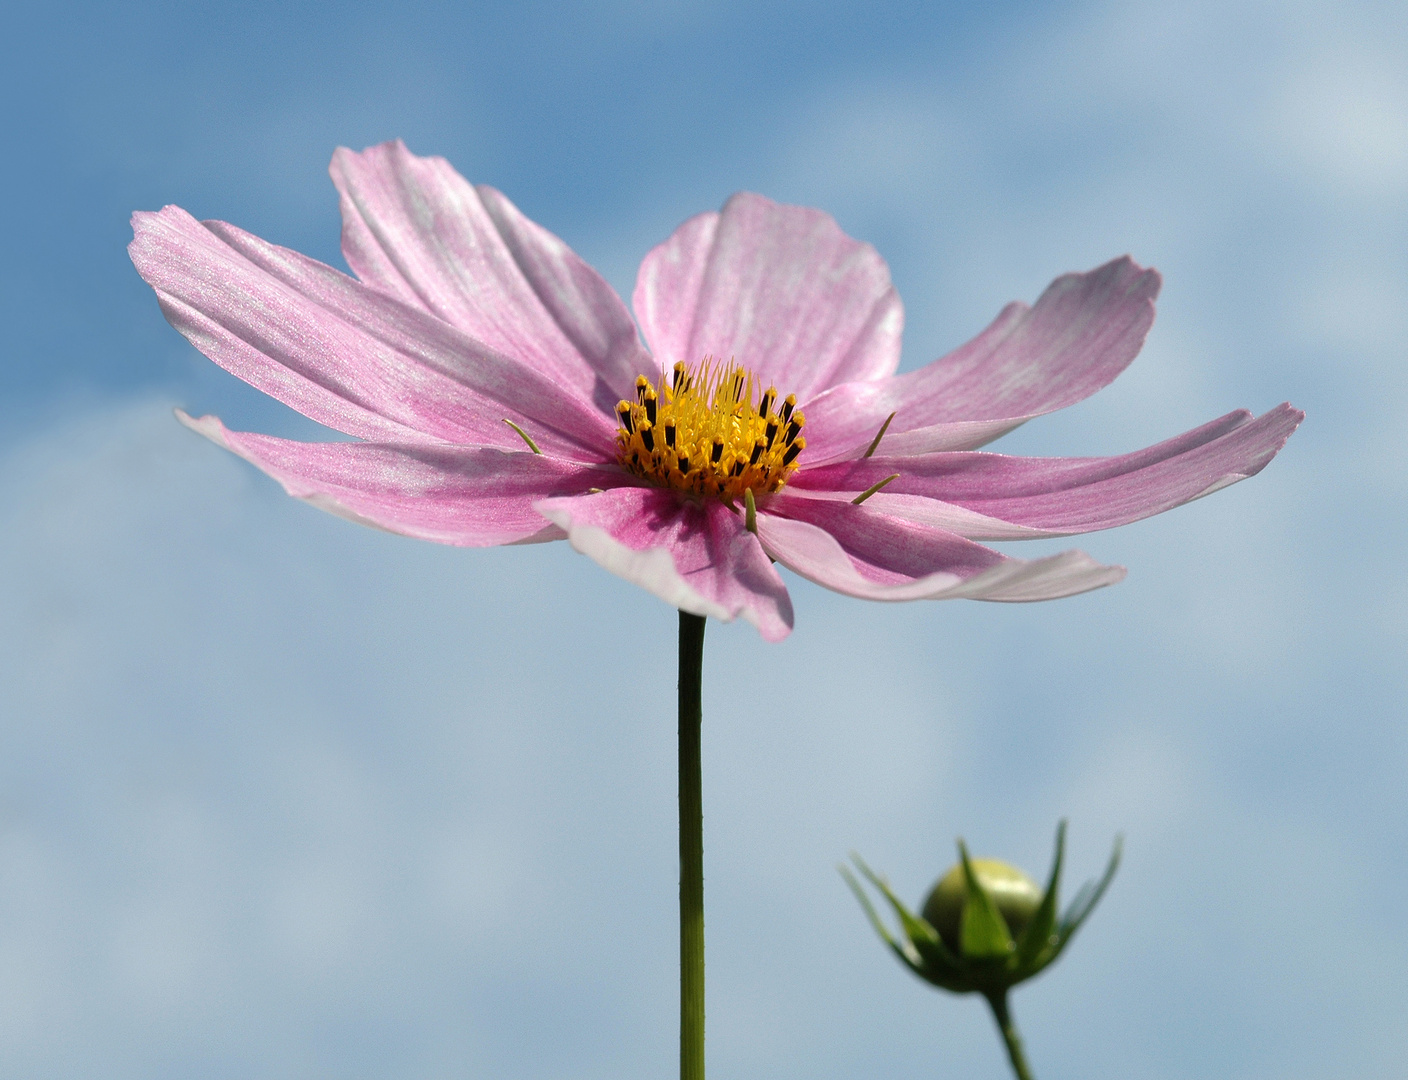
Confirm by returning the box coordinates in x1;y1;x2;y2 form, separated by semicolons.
711;440;724;464
780;395;796;422
782;441;804;466
785;418;803;444
616;403;634;433
731;460;744;477
644;393;657;426
678;455;691;474
759;388;775;416
641;427;655;452
664;422;676;448
673;362;687;391
765;420;779;447
635;375;650;402
749;440;764;465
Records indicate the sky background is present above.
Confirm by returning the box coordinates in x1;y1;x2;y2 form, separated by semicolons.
1;1;1405;1077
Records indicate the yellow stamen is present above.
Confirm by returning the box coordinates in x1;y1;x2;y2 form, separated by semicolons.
503;418;541;454
851;473;899;505
614;357;806;501
863;412;896;458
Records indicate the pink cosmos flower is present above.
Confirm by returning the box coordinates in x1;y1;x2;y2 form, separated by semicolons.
129;140;1302;642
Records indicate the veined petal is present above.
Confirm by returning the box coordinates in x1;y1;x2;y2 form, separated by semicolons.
769;489;1049;540
131;206;617;457
633;192;903;400
331;140;652;406
181;410;624;546
756;497;1125;601
789;405;1304;539
810;417;1044;461
535;487;794;640
802;258;1160;460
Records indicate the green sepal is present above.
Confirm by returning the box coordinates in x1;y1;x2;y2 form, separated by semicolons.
846;855;968;990
840;863;924;976
1051;834;1122;961
957;840;1016;960
1012;820;1065;974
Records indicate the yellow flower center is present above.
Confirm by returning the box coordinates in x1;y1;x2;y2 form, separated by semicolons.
615;359;806;501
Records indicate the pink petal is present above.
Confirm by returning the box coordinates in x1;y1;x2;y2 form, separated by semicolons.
331;141;652;406
755;498;1125;601
801;258;1160;461
633;192;903;401
179;410;625;546
131;206;616;457
788;404;1304;539
535;486;794;640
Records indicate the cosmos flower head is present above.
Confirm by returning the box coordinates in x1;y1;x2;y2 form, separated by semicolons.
129;140;1302;641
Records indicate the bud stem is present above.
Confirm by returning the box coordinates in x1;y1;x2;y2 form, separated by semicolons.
985;991;1035;1080
678;611;707;1080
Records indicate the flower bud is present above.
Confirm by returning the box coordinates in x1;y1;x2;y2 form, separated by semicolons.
922;858;1043;955
843;821;1121;996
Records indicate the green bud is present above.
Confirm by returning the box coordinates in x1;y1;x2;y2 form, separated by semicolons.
922;858;1043;955
842;821;1122;996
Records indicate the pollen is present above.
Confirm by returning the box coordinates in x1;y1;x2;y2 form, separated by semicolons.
615;358;806;501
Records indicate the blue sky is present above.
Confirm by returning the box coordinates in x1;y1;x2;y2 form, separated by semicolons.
1;1;1405;1077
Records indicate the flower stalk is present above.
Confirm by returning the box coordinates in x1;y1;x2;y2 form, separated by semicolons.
985;990;1035;1080
678;611;707;1080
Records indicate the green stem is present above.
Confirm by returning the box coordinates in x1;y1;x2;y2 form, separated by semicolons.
678;611;707;1080
985;991;1035;1080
